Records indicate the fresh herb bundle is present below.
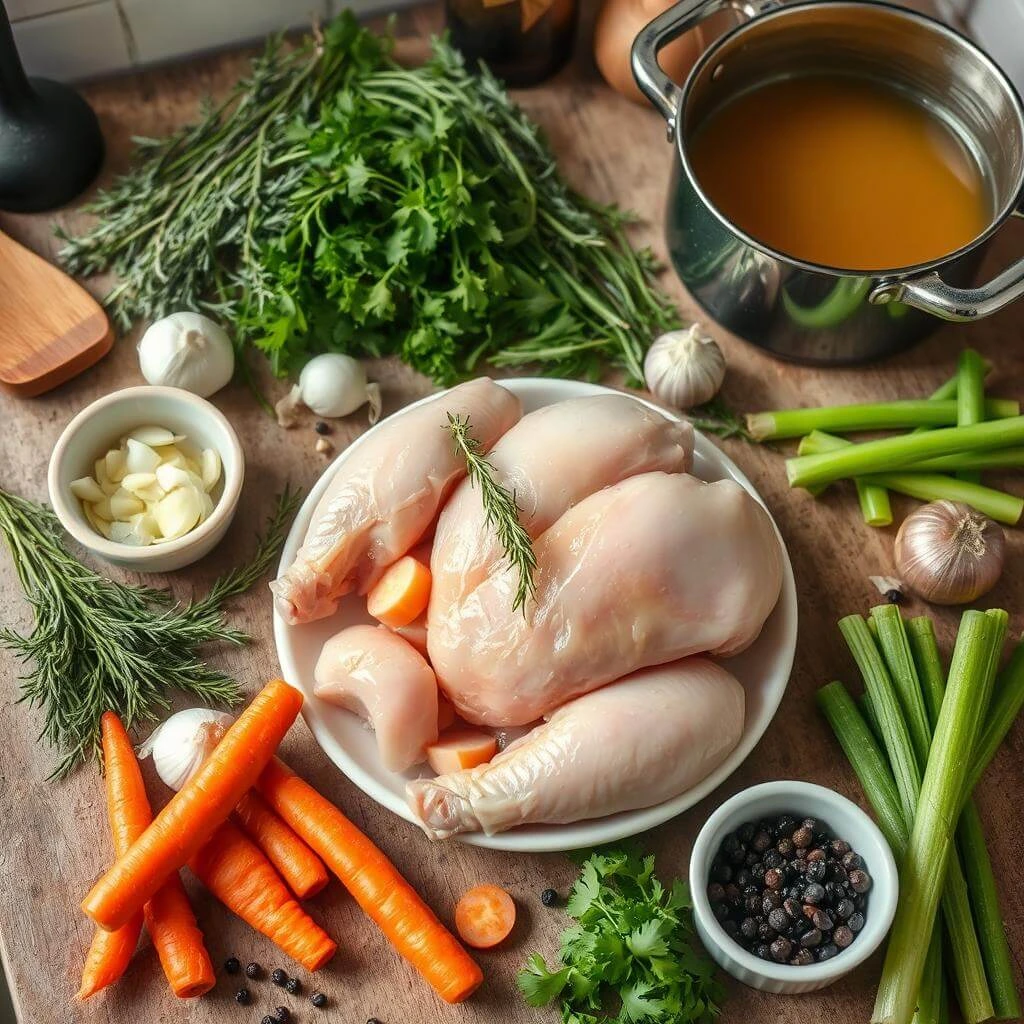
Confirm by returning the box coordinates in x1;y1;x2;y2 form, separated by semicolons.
519;848;723;1024
0;487;300;779
60;14;678;387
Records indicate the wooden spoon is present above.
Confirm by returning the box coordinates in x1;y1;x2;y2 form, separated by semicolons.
0;229;112;396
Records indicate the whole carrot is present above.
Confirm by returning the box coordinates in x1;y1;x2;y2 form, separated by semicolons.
234;791;329;900
258;757;482;1004
189;821;337;971
78;714;214;1000
82;680;303;931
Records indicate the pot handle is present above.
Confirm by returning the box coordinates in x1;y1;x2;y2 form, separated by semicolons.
631;0;777;138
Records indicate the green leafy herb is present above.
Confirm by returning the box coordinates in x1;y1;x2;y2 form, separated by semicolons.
60;14;678;388
447;414;536;614
0;487;301;779
686;398;755;442
518;848;723;1024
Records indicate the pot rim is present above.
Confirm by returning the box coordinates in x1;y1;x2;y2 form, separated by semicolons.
674;0;1024;279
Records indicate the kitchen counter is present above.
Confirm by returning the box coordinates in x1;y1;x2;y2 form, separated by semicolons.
1;7;1022;1022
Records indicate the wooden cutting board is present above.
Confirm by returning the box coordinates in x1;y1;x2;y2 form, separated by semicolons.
0;229;112;396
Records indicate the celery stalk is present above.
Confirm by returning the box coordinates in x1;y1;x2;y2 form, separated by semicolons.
747;398;1018;441
956;349;987;484
886;448;1024;473
860;474;1023;525
786;416;1024;490
872;607;993;1024
795;431;891;522
965;640;1024;800
872;611;1006;1024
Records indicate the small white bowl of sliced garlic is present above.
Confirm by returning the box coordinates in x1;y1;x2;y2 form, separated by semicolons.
48;386;244;572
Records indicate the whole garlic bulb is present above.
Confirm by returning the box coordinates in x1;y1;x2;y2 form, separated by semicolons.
644;324;726;409
894;500;1005;606
138;708;235;791
138;312;235;397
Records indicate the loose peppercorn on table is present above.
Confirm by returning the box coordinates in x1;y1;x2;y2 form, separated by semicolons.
1;5;1023;1023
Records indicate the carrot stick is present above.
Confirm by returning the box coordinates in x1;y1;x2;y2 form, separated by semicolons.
82;680;303;931
257;757;482;1004
78;713;213;1000
234;790;329;900
189;821;337;971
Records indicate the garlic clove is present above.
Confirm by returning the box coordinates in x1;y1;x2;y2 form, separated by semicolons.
153;486;202;541
128;425;179;447
129;512;159;546
126;438;161;475
70;476;106;503
110;488;146;520
200;448;221;492
84;503;112;538
121;471;158;496
155;463;196;494
105;448;127;483
93;496;113;521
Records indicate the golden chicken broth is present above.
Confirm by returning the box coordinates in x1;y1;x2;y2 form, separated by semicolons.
688;74;989;270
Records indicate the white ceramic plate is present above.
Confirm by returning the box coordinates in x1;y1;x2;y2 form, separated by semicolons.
274;379;798;852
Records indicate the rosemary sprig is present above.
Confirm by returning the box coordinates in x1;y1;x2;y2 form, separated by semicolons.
0;487;301;779
446;414;537;614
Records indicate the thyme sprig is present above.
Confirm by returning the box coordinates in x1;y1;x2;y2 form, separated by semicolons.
0;487;300;779
446;414;537;614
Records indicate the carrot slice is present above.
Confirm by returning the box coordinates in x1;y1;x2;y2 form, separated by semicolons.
78;713;214;1000
257;756;482;1004
189;821;337;971
367;556;432;628
426;728;497;775
455;885;516;949
82;680;303;932
234;790;329;899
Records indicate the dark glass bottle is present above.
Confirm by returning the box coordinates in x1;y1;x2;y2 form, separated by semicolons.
445;0;578;88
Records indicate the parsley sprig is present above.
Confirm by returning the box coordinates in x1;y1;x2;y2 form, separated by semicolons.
519;849;723;1024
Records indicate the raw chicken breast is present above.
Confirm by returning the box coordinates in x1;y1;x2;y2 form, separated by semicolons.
272;378;520;624
407;659;744;838
314;625;439;773
429;471;782;726
430;394;693;607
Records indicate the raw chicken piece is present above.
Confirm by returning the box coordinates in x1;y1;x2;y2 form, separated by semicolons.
429;471;782;726
431;394;693;606
272;378;520;624
314;625;439;773
407;658;744;838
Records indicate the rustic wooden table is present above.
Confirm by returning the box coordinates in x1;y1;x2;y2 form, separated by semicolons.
1;7;1022;1023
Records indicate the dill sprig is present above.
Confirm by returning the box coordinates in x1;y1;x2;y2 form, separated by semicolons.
0;487;301;780
446;414;537;614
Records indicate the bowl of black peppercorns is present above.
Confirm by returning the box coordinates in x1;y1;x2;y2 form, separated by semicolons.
689;781;897;993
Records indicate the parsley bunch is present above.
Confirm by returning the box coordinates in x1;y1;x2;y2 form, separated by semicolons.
518;849;723;1024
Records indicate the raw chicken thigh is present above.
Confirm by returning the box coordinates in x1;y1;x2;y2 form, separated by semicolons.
272;377;520;624
314;625;439;773
407;658;744;839
430;394;693;611
429;471;782;726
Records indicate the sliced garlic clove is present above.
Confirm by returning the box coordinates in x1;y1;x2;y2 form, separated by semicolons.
129;425;180;447
153;486;202;540
121;471;158;495
92;496;114;521
198;491;215;522
70;476;106;503
110;488;146;520
109;519;139;544
156;463;194;493
105;447;127;483
200;448;221;491
130;512;159;545
84;503;112;538
95;458;111;489
125;438;161;475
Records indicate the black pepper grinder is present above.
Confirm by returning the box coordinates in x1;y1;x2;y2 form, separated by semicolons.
0;0;104;212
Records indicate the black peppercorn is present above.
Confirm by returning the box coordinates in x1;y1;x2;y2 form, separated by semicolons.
368;1018;384;1024
836;898;855;920
842;851;864;872
750;862;766;880
812;909;833;932
225;957;241;975
848;912;865;932
235;988;251;1005
707;882;726;902
763;849;784;870
271;968;288;986
752;830;773;853
773;815;796;839
711;861;733;883
830;839;851;857
315;421;331;435
817;943;839;961
849;870;872;894
722;833;741;856
761;890;781;913
722;919;739;939
885;587;904;605
246;962;262;980
806;859;826;883
738;822;755;844
273;1008;292;1024
740;917;758;939
764;868;784;891
833;925;855;949
758;921;774;941
803;883;825;905
285;977;301;995
792;825;813;848
802;817;818;831
776;837;795;857
790;948;814;966
736;869;753;888
824;881;845;905
768;908;789;933
311;991;328;1008
724;883;742;904
800;928;822;948
783;896;801;919
262;1017;276;1024
712;901;730;922
754;943;771;960
541;888;559;907
770;937;792;962
805;847;826;863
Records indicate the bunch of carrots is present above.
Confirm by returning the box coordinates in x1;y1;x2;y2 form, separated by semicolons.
77;679;484;1005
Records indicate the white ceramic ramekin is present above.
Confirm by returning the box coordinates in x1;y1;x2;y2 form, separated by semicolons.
690;781;898;994
48;386;245;572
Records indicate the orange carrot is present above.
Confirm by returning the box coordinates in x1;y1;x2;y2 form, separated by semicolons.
426;728;497;775
455;885;516;949
78;713;213;1000
143;877;216;998
257;757;482;1004
367;556;432;628
82;680;303;932
189;821;337;971
234;790;329;900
